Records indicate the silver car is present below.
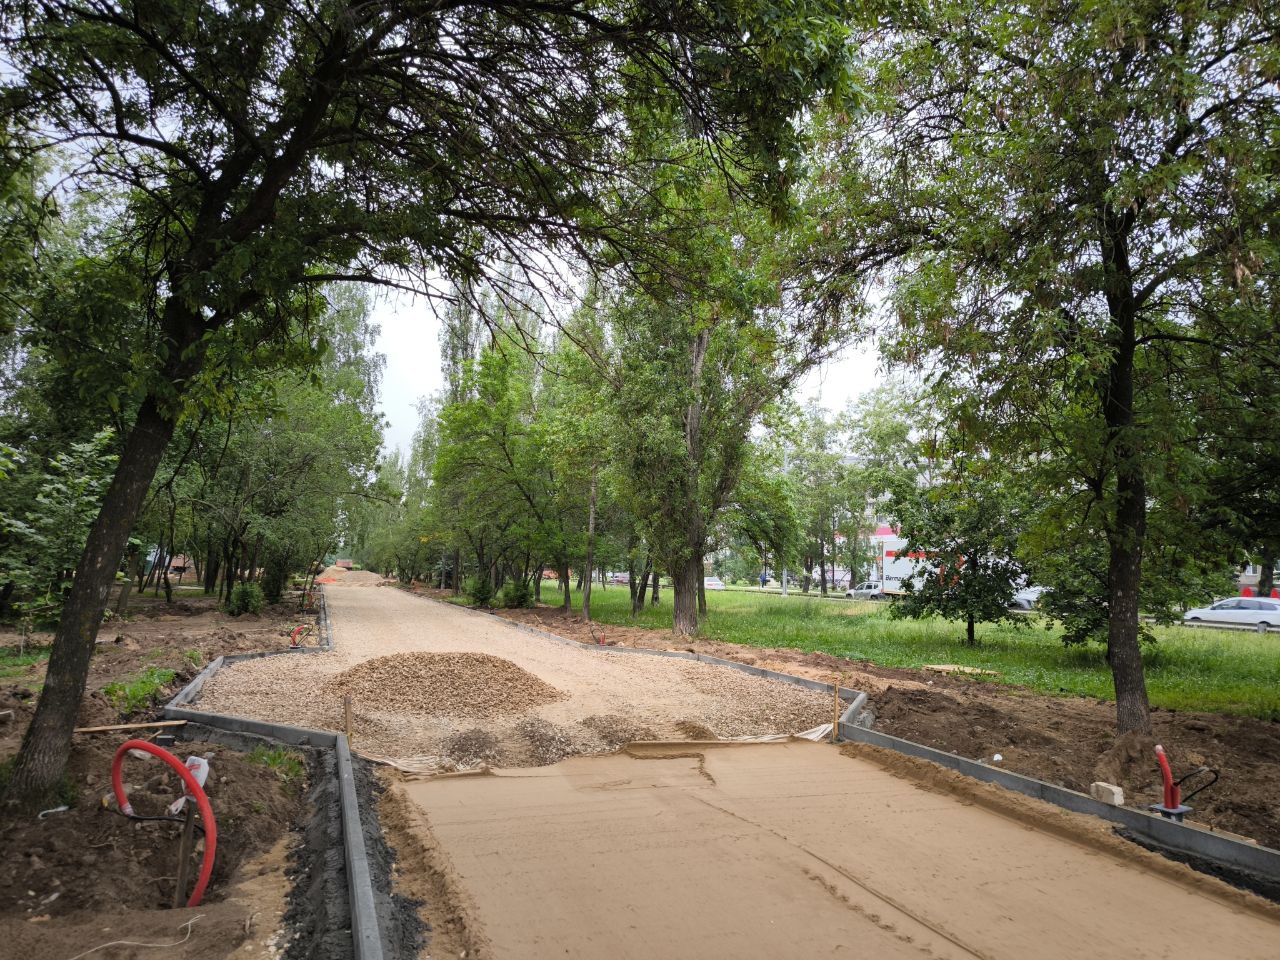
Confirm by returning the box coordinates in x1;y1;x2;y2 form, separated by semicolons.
1183;597;1280;632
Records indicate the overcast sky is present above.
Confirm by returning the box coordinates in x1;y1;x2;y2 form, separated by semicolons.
369;291;885;458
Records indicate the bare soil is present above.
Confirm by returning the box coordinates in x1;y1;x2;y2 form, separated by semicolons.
1;593;317;753
490;602;1280;850
393;740;1280;960
0;594;317;958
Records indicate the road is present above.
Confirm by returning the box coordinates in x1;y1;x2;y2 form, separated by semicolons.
198;583;833;763
396;739;1280;960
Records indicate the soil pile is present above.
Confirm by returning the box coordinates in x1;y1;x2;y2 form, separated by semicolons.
324;652;565;719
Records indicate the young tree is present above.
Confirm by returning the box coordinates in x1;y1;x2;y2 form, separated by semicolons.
891;471;1026;645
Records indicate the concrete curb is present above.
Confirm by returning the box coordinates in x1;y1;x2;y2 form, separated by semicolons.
408;589;1280;884
837;723;1280;882
162;587;385;960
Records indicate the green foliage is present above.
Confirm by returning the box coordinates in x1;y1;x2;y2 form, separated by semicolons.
499;579;533;609
246;745;307;788
260;558;288;606
227;583;265;616
0;429;118;620
890;470;1026;644
181;648;202;669
464;575;494;607
575;588;1280;719
103;667;176;714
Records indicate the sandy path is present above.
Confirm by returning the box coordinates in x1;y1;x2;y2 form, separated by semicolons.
197;585;833;763
397;740;1280;960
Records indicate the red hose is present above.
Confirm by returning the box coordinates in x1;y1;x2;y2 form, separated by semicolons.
111;739;218;907
1154;744;1179;809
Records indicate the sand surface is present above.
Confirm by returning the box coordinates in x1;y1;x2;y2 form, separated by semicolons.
397;739;1280;960
197;585;833;763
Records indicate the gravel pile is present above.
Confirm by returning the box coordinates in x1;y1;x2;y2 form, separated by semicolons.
323;652;565;719
581;714;656;748
442;728;500;766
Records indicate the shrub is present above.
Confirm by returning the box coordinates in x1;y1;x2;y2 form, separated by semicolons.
228;582;266;616
500;579;533;608
463;575;494;606
261;559;289;604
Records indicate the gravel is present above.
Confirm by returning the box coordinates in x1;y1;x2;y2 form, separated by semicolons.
198;585;836;765
324;652;564;719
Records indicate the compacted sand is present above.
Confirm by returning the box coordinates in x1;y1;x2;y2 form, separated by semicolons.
197;584;833;763
394;739;1280;960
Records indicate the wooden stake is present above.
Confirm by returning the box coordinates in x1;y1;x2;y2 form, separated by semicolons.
172;804;197;909
343;694;353;745
832;676;841;743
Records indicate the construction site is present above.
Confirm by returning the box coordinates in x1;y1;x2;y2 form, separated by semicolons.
20;570;1257;960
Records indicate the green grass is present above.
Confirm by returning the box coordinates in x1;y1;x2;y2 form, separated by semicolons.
0;645;49;679
566;587;1280;719
246;745;306;788
181;647;203;668
102;666;177;713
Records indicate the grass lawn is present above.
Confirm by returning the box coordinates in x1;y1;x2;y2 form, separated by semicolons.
567;586;1280;719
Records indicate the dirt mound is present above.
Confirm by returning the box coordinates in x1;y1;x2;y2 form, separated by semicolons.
324;652;565;719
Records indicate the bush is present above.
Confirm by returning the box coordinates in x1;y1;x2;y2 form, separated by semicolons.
261;560;289;604
500;579;533;608
228;582;266;616
463;575;494;606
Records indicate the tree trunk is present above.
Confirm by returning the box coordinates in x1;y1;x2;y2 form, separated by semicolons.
1100;204;1152;736
560;561;571;610
451;548;461;595
698;568;707;617
633;555;652;614
966;612;975;646
6;396;177;802
819;535;828;597
672;552;701;635
650;567;660;606
583;466;597;621
1259;545;1276;598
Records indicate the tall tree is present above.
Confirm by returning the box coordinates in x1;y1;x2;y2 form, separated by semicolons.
812;0;1280;733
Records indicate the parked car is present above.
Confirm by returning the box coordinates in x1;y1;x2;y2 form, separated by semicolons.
703;576;726;590
1011;585;1046;610
1184;597;1280;631
607;572;630;585
846;580;886;600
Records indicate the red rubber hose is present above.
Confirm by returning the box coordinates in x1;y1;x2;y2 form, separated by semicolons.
1154;744;1179;809
111;739;218;907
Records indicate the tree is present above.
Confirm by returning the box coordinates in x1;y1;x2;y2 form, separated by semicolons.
811;0;1280;733
890;469;1026;645
2;0;855;799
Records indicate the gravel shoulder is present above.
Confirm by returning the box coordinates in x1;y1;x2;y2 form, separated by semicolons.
198;586;833;767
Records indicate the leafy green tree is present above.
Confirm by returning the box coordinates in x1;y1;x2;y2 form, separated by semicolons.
891;470;1026;645
812;0;1280;732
